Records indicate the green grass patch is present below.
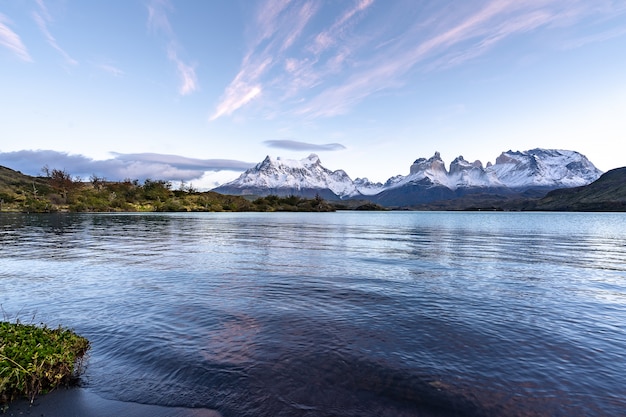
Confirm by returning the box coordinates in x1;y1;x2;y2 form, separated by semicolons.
0;322;89;405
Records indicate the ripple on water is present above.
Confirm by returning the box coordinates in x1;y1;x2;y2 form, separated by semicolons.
1;212;626;416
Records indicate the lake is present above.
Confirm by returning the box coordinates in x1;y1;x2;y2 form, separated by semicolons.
1;211;625;416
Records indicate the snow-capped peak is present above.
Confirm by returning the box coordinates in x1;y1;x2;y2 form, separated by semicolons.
258;153;321;170
488;148;602;188
385;148;601;191
213;148;603;201
216;154;360;198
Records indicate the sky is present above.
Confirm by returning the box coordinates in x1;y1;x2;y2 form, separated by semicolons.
1;0;625;188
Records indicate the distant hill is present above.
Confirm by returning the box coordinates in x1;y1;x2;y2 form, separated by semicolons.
0;165;47;190
0;165;51;208
532;167;626;211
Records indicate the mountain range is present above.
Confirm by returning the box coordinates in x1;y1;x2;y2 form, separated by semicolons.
213;149;603;207
0;149;622;211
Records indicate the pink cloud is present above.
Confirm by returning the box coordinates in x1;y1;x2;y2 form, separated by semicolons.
0;13;32;62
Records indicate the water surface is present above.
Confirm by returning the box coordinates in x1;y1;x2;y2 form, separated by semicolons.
1;212;625;416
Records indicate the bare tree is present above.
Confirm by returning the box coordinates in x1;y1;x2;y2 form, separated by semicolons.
90;174;106;191
49;169;74;202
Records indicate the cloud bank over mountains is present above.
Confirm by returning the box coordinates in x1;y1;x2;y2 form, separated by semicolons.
0;142;344;188
0;150;254;185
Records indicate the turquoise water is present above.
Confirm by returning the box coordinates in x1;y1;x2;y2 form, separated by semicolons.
1;212;625;416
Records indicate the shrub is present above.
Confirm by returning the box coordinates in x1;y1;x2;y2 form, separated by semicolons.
0;322;89;405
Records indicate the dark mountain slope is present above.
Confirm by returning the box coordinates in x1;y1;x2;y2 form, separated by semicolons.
533;167;626;211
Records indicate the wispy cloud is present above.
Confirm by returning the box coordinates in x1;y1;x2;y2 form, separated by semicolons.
33;0;77;66
264;139;346;152
297;0;626;118
210;83;262;121
167;44;198;95
0;13;32;62
0;150;254;184
97;63;125;77
147;0;198;96
562;24;626;49
309;0;374;55
211;0;626;121
210;0;327;120
147;0;173;35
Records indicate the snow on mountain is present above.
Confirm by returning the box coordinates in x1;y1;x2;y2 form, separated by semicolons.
353;177;385;195
213;149;603;202
214;154;361;198
449;156;501;188
384;148;602;191
384;152;500;190
488;149;602;189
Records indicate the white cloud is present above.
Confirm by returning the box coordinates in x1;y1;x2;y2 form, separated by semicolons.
209;55;272;120
563;25;626;49
0;13;32;62
33;0;77;66
167;43;198;96
263;139;346;151
253;0;292;47
97;63;124;77
210;1;324;120
309;0;374;55
297;0;626;118
147;0;198;96
210;85;262;121
147;0;173;35
211;0;626;121
0;150;254;185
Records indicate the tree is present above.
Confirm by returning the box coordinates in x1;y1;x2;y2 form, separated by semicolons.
142;179;172;201
49;169;74;202
90;174;106;191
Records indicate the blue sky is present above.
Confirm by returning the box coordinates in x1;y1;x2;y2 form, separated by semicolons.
1;0;625;188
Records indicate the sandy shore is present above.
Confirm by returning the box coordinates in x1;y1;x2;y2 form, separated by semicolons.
4;388;222;417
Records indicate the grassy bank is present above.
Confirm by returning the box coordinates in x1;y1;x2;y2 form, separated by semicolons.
0;165;339;212
0;322;89;406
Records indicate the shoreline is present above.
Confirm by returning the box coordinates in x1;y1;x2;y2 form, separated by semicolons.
5;388;222;417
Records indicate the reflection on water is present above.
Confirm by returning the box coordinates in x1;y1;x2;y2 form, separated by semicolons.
1;212;626;416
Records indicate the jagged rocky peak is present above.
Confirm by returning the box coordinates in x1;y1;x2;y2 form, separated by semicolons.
496;149;563;167
214;148;603;203
495;151;520;165
253;154;323;174
383;174;406;188
354;177;383;187
449;156;484;175
353;177;385;195
302;153;322;165
410;151;447;175
214;153;365;199
257;155;273;168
